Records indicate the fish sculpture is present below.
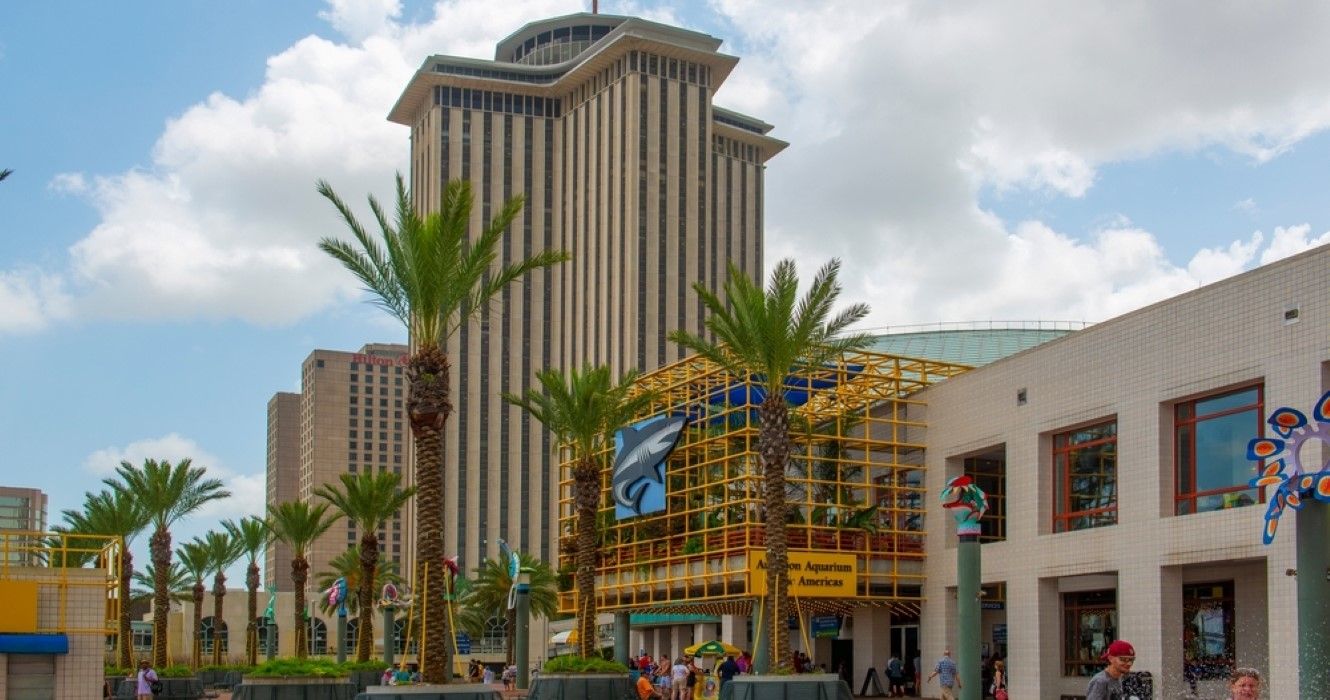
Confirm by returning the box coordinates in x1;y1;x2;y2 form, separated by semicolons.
378;582;399;608
326;577;349;616
940;474;988;537
612;415;688;517
1247;390;1330;544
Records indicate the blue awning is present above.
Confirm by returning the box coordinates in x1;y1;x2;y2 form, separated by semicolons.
0;634;69;654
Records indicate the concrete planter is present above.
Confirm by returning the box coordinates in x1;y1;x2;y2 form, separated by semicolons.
527;673;634;700
357;684;500;700
720;674;853;700
233;676;357;700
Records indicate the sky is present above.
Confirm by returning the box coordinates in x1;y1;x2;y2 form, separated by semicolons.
3;0;1330;580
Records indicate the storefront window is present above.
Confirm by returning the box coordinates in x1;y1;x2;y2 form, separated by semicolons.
1053;421;1117;532
1063;589;1116;676
1183;582;1235;682
1175;386;1262;514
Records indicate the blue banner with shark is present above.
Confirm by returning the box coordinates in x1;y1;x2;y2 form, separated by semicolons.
612;415;687;520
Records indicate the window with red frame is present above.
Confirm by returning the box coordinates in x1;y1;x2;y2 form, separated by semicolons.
1175;386;1262;515
1053;421;1117;533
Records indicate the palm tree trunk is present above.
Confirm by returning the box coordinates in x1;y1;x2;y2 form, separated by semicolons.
119;549;134;668
192;582;205;669
150;527;171;668
409;345;452;683
759;394;792;671
573;457;600;659
212;572;227;665
357;534;378;662
247;562;260;666
293;556;309;659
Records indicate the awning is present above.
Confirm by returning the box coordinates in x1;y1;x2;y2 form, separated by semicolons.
549;629;577;645
0;634;69;654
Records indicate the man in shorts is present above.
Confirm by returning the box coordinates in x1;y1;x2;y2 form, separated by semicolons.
926;649;961;700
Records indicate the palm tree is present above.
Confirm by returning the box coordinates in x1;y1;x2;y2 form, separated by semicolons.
0;169;11;181
268;500;341;659
317;174;567;681
57;489;149;668
132;562;193;607
456;553;558;665
669;259;871;671
314;546;401;617
223;516;271;665
109;458;229;667
201;530;242;665
503;364;656;658
314;471;416;662
177;540;212;669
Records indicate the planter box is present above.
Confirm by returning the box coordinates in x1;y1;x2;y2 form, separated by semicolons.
113;677;205;700
720;674;852;700
233;677;357;700
527;673;633;700
357;684;500;700
347;671;384;692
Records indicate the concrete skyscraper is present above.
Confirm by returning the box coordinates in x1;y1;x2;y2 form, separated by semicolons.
387;12;784;570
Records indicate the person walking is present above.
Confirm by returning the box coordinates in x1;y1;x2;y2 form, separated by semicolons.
887;654;905;697
134;660;158;700
1226;667;1261;700
1086;640;1134;700
717;655;740;689
670;657;690;700
926;649;962;700
991;659;1008;700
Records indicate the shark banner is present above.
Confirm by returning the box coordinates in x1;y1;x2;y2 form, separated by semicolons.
612;415;687;519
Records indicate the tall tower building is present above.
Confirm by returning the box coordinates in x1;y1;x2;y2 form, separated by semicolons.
265;343;413;592
387;13;785;570
0;486;47;565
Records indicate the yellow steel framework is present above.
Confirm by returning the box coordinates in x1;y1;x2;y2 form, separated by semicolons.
0;530;121;636
555;349;970;616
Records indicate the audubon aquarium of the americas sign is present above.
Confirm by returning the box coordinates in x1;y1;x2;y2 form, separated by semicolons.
612;415;687;519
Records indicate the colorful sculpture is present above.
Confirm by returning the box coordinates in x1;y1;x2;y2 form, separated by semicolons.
1247;390;1330;544
940;474;988;536
326;577;349;616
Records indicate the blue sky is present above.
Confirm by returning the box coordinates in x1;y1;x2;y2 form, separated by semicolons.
3;0;1329;578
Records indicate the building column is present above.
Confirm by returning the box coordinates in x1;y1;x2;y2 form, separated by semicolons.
1119;569;1161;695
720;614;748;651
851;606;890;693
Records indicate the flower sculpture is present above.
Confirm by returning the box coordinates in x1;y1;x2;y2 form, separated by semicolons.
1246;390;1330;544
378;582;400;609
326;577;349;616
940;475;988;537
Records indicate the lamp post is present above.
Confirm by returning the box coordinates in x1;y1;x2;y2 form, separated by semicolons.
516;572;532;690
941;475;987;700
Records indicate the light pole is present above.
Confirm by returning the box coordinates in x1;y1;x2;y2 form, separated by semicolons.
941;475;987;700
516;572;532;690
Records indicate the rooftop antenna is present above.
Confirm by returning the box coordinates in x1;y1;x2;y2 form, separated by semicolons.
592;0;598;14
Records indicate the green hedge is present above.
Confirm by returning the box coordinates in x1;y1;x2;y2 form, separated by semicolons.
247;658;347;678
158;666;197;678
542;656;629;674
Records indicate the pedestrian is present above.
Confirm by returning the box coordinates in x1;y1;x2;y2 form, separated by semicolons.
717;655;740;688
925;648;961;700
1226;667;1261;700
912;655;921;696
670;657;690;700
991;660;1007;700
1086;639;1134;700
736;650;751;674
887;654;905;697
482;664;494;685
135;660;158;700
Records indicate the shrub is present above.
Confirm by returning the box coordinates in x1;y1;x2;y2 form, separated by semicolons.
542;656;629;674
247;658;347;678
105;667;132;678
339;661;392;672
158;666;196;678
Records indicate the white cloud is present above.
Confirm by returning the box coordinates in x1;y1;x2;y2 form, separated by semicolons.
83;433;226;476
6;0;1330;334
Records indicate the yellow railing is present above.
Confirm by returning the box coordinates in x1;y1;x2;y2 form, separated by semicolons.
0;530;121;636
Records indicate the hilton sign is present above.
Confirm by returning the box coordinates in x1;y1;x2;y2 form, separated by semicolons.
352;353;410;367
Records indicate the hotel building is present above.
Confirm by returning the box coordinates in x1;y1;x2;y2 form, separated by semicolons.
386;12;785;570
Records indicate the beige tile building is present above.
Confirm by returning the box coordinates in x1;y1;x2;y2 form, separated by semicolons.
0;486;47;566
915;244;1328;698
386;12;785;571
265;343;412;596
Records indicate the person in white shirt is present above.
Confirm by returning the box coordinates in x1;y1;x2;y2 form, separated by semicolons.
670;658;690;700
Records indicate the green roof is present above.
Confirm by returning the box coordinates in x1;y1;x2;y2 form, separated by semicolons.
868;325;1083;367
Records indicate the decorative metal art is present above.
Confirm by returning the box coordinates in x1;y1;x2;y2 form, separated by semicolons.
941;475;988;537
612;415;687;519
1247;390;1330;544
326;577;348;616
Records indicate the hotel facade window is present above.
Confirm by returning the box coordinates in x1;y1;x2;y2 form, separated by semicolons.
1183;581;1236;682
1053;420;1118;532
1063;589;1117;677
1174;385;1263;514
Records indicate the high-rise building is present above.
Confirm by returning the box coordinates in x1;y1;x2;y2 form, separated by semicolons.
265;343;413;592
0;485;47;565
387;12;785;569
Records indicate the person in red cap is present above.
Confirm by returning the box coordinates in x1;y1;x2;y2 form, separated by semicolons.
1086;639;1134;700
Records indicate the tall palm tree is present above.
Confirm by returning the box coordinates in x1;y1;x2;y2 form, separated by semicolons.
223;516;271;666
669;258;871;671
314;546;401;617
177;540;212;669
317;174;567;681
268;501;341;659
201;530;242;665
503;364;656;658
58;489;149;668
0;169;11;181
314;471;416;662
109;458;229;667
132;562;193;607
456;553;558;665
